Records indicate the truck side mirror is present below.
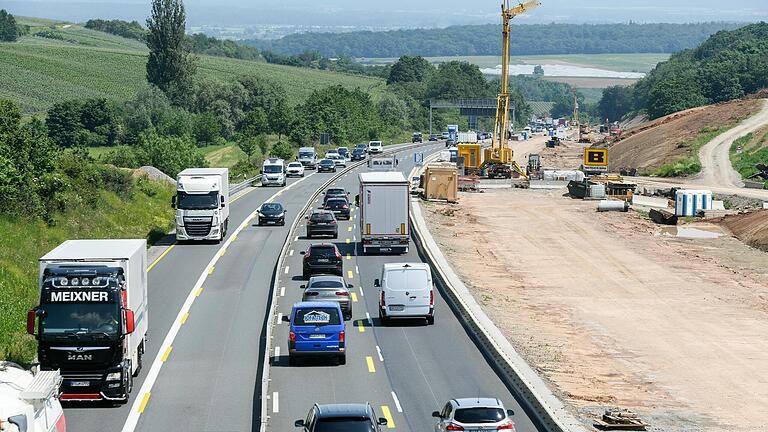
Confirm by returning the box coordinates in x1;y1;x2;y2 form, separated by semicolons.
171;196;177;209
125;309;135;335
374;279;381;288
221;195;226;208
27;309;37;335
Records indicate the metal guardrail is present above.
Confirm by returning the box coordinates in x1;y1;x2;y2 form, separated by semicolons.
230;175;262;196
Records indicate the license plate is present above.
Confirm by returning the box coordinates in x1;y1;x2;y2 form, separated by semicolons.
310;334;325;339
318;259;329;263
389;305;405;312
70;381;90;387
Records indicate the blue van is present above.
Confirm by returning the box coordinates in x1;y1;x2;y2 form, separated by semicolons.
288;302;346;366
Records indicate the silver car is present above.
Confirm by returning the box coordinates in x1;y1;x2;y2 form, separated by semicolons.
432;398;515;431
301;275;353;320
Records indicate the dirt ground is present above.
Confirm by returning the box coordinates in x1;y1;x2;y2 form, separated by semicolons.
716;209;768;252
607;99;761;173
423;190;768;431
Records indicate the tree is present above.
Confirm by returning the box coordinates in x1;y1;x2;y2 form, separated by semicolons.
377;94;409;130
425;61;493;101
46;101;83;148
647;77;707;119
0;10;18;42
598;85;634;122
387;56;433;85
192;112;221;146
291;85;380;146
146;0;197;106
533;65;544;77
237;136;259;163
135;131;206;177
270;141;294;160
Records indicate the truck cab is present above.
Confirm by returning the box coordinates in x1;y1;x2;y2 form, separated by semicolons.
0;364;65;432
173;168;230;242
298;147;317;169
29;240;148;404
262;158;287;187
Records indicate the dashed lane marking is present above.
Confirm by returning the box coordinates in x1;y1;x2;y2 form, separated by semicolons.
376;345;384;362
161;346;172;362
358;320;365;333
195;287;203;297
273;392;280;413
277;312;283;323
284;266;290;274
137;393;151;414
180;312;189;325
351;293;358;302
280;287;285;297
289;249;294;256
381;406;395;428
348;270;354;279
391;392;403;413
359;286;365;297
366;356;376;373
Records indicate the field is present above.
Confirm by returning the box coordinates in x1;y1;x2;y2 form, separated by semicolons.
0;20;386;113
360;53;671;73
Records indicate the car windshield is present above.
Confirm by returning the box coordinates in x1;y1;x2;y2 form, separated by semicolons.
288;163;302;168
320;160;334;165
385;269;428;291
293;307;342;326
327;199;347;207
311;213;335;222
177;191;218;210
261;203;283;213
453;408;506;424
309;280;345;289
327;189;345;195
314;417;374;432
40;302;120;338
264;165;283;174
310;246;337;257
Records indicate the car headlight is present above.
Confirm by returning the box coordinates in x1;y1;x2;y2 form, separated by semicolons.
106;371;122;381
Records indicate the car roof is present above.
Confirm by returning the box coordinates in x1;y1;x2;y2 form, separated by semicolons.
452;398;504;408
383;262;430;271
309;243;337;249
308;275;345;284
294;301;342;310
315;403;371;418
288;161;302;165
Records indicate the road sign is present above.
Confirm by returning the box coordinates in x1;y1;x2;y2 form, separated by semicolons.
414;152;424;166
584;149;608;168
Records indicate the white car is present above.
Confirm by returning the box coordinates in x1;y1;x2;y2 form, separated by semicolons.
433;398;515;432
286;162;305;177
328;154;347;168
368;141;383;154
376;262;434;325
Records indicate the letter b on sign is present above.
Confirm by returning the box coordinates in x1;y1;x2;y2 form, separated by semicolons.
584;149;608;166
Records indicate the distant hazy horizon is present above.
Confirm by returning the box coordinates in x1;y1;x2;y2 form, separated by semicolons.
2;0;766;29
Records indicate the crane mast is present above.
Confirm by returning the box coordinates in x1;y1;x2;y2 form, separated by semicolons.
489;0;541;163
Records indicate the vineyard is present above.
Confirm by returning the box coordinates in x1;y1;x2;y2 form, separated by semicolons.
0;20;386;112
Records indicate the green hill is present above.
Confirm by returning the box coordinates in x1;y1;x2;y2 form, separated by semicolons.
1;18;386;113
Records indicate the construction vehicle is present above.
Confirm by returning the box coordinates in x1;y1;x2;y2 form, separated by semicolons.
527;154;542;179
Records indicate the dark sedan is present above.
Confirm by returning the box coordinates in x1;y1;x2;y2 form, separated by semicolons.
324;197;350;220
302;243;343;279
351;148;366;161
306;209;338;239
257;202;286;226
428;134;439;141
317;159;336;172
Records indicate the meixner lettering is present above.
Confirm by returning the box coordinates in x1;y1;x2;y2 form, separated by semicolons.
50;291;109;302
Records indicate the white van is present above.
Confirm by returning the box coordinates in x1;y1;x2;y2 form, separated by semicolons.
368;141;383;154
375;263;434;325
262;158;286;187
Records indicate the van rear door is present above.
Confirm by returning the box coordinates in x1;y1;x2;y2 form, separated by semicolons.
383;267;431;317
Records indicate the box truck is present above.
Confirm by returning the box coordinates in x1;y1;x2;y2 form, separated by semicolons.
261;158;287;187
28;239;148;403
298;147;317;169
173;168;229;242
358;172;410;254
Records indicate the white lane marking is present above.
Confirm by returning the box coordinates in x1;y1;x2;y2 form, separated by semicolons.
273;391;280;413
355;265;360;275
353;235;357;241
277;312;283;323
121;170;317;432
274;346;281;358
294;236;299;241
280;287;285;297
392;392;403;413
284;266;290;274
366;312;372;325
289;249;294;256
359;286;365;297
376;345;384;362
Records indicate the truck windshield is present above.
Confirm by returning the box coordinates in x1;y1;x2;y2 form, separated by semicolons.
40;303;120;339
299;152;314;159
177;191;218;210
264;165;283;174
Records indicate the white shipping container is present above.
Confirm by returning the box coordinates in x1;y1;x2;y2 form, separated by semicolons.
457;132;478;143
358;172;410;254
675;189;713;216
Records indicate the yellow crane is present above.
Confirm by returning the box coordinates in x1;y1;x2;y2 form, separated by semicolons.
486;0;541;169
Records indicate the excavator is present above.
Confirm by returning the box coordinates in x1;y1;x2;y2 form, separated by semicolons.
482;0;541;179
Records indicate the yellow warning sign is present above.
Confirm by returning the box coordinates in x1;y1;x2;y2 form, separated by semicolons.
584;149;608;167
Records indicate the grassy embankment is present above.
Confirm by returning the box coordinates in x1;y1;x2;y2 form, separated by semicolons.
651;126;733;177
730;128;768;188
0;177;175;363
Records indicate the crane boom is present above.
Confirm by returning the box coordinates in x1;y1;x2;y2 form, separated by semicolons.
489;0;541;164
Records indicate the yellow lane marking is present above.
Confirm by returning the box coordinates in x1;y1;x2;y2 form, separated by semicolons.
346;253;352;261
138;392;151;413
161;346;173;362
358;320;365;333
147;244;175;272
220;247;227;257
366;356;376;373
346;238;351;244
381;406;395;428
347;270;354;279
351;292;358;302
231;234;238;241
195;287;203;297
208;266;215;275
347;227;352;232
181;312;189;325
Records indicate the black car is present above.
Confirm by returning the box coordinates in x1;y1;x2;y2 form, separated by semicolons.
324;197;350;220
323;187;348;205
306;209;338;239
412;132;423;143
428;134;439;141
351;148;367;161
257;202;286;226
337;147;350;159
302;243;343;279
317;159;336;173
296;403;388;432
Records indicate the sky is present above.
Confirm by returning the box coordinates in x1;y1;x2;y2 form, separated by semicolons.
2;0;767;28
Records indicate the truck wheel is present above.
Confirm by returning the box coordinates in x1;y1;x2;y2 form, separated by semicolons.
338;354;346;365
133;341;144;377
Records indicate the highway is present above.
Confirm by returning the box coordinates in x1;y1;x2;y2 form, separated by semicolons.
267;149;540;432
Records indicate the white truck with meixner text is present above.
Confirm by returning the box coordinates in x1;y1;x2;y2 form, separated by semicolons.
173;168;229;242
28;239;148;404
262;158;287;187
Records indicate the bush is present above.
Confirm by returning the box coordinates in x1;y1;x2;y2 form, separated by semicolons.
270;141;294;160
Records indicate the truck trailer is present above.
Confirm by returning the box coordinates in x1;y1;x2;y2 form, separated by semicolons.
173;168;230;242
358;172;410;254
29;239;148;403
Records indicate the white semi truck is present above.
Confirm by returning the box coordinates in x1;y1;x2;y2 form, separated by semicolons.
358;172;410;254
29;240;148;404
0;364;65;432
173;168;230;242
